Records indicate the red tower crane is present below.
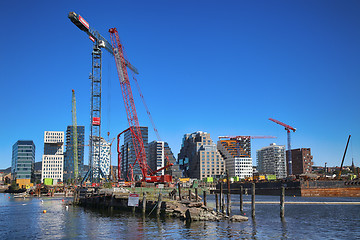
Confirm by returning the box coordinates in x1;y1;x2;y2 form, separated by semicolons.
109;28;172;183
269;118;296;175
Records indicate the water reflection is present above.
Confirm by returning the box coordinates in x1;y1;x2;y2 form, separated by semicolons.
281;218;288;239
251;218;257;239
2;195;360;239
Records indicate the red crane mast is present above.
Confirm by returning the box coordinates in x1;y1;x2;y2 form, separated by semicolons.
109;28;149;180
109;28;173;183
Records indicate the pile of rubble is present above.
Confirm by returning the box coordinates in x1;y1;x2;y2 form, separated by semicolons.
165;200;248;222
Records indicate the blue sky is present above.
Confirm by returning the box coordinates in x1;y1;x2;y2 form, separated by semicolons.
0;0;359;169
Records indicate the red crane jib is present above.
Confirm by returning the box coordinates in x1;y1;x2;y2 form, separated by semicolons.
268;118;296;132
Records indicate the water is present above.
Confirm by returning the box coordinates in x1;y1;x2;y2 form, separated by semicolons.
1;193;359;239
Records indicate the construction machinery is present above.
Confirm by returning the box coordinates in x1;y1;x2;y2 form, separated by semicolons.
269;118;296;175
338;135;351;179
109;28;173;183
71;90;79;180
69;12;172;184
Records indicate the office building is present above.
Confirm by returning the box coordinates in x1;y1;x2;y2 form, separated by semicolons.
64;126;85;181
257;143;287;179
148;141;180;177
178;131;224;180
120;127;148;181
41;131;64;183
11;140;35;187
287;148;313;175
217;137;253;179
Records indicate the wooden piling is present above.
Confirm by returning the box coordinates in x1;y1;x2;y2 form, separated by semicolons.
280;186;285;218
226;170;231;216
195;188;198;202
156;192;162;216
178;183;182;200
240;185;243;212
215;193;219;212
142;192;147;214
222;194;226;214
219;181;223;212
203;190;207;206
251;183;255;218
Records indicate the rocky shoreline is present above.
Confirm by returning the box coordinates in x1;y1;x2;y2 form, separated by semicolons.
165;199;248;222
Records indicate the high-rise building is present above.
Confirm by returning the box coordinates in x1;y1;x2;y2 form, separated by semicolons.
120;127;148;181
286;148;313;175
91;137;111;180
178;131;224;180
11;140;35;187
257;143;287;179
99;138;111;177
64;126;85;181
217;137;253;179
148;141;180;177
41;131;64;182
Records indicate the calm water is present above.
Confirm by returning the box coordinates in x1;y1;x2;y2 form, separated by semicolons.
1;193;359;239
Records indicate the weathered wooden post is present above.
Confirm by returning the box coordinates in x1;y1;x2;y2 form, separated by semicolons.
280;186;285;218
226;170;231;216
142;192;147;215
156;192;162;216
219;181;223;212
240;185;243;212
178;183;182;200
188;189;191;201
251;183;255;218
203;190;207;206
222;194;226;214
215;193;219;212
110;195;114;212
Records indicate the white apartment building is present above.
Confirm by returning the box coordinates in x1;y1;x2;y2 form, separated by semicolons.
256;143;287;179
41;131;64;182
92;137;111;179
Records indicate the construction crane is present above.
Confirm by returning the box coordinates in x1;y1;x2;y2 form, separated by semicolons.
68;12;139;183
109;28;173;183
269;118;296;175
338;135;351;179
72;90;79;180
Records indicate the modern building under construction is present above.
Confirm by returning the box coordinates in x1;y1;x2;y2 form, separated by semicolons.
217;136;253;179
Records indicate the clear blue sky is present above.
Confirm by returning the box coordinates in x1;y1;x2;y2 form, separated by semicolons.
1;0;359;169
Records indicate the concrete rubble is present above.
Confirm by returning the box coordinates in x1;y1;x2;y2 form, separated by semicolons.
164;200;248;222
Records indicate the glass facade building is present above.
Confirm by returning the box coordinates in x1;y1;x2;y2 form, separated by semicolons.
120;127;148;181
64;126;85;181
11;140;36;181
